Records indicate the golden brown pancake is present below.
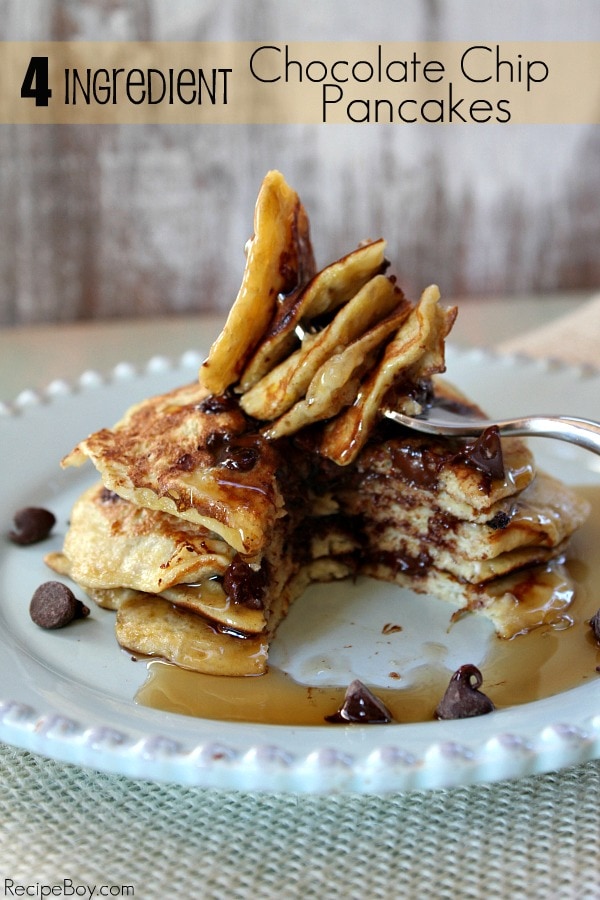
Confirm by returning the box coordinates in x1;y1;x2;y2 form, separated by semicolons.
201;170;315;395
50;170;590;674
240;272;407;422
61;382;283;556
317;285;457;465
50;483;238;593
238;238;389;392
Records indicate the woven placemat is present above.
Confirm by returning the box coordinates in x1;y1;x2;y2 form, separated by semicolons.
499;292;600;370
0;743;598;899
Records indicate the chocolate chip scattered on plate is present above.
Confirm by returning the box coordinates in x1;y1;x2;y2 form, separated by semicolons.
435;664;495;720
29;581;90;630
9;507;56;545
589;609;600;643
325;678;394;724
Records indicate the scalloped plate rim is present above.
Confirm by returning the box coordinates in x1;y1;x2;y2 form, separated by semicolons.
1;344;599;794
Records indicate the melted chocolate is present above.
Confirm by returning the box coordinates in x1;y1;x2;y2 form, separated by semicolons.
388;442;444;490
221;446;260;472
486;510;512;530
174;453;196;472
222;556;267;609
384;377;434;416
370;548;433;576
207;431;264;473
197;394;239;415
454;426;505;482
377;425;505;494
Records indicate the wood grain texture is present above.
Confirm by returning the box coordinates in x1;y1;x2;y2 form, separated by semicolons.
1;1;599;326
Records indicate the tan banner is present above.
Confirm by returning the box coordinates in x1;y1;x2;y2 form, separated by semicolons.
0;41;598;124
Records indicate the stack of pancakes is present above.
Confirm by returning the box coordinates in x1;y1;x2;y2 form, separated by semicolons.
47;171;589;674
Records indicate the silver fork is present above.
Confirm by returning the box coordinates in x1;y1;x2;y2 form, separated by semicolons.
383;409;600;456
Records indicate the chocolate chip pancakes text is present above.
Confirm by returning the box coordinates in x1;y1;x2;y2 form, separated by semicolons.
46;170;589;676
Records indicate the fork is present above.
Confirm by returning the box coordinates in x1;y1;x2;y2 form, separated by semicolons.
383;409;600;456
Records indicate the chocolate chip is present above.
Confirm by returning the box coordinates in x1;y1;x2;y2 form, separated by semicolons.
174;453;196;471
99;488;121;503
198;394;237;414
486;511;511;531
456;427;505;481
29;581;90;629
325;679;393;724
222;556;266;609
435;664;495;719
206;430;231;452
9;507;56;545
589;609;600;642
207;430;261;472
220;446;259;472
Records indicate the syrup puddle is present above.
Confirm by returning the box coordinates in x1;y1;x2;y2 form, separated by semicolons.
136;486;600;726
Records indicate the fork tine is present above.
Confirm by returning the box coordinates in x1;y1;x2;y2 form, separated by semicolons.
383;408;600;456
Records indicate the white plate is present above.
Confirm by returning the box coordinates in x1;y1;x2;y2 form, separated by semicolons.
1;346;600;794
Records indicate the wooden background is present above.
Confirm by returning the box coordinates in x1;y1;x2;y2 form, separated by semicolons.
1;0;599;327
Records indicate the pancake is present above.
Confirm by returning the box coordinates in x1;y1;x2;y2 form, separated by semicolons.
61;381;283;556
317;284;458;465
201;169;315;396
50;170;590;675
240;272;409;423
238;238;389;392
50;483;238;593
114;594;269;677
